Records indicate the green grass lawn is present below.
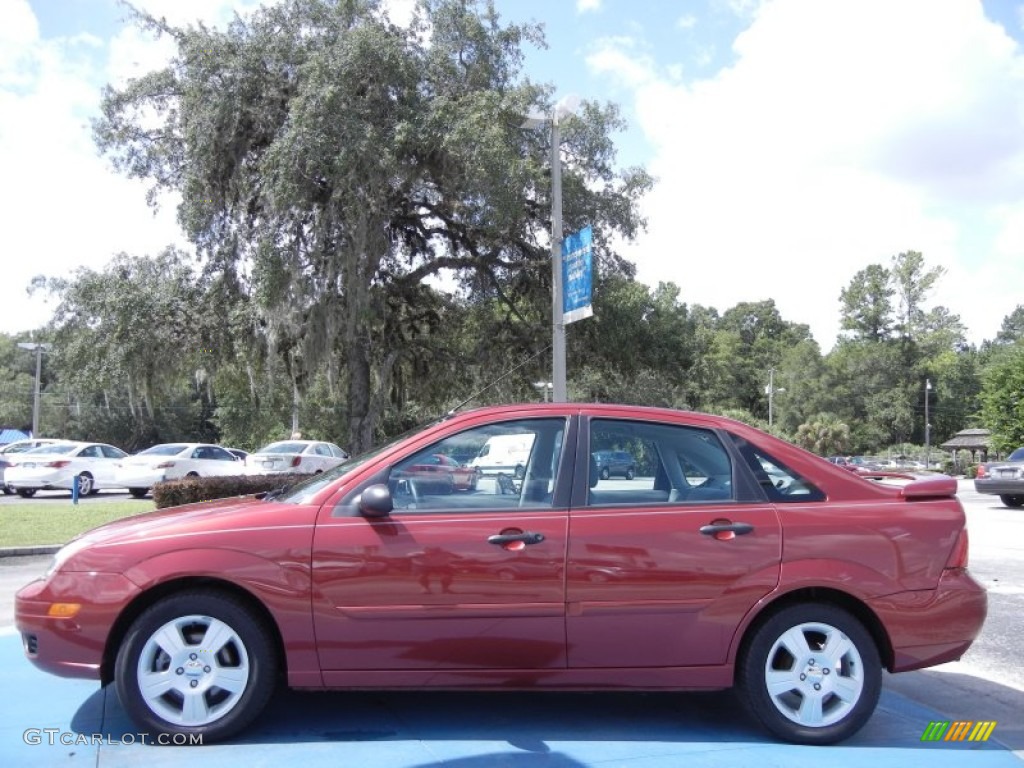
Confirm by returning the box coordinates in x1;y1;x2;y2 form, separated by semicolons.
0;500;155;549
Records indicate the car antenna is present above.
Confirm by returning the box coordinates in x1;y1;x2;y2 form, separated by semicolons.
443;345;551;420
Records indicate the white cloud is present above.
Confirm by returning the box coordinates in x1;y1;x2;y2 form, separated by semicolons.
676;15;697;31
0;1;256;336
577;0;602;15
588;0;1024;349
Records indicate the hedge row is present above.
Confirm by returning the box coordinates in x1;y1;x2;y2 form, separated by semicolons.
152;473;315;509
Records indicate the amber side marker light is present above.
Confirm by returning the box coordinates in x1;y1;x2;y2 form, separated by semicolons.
47;603;81;618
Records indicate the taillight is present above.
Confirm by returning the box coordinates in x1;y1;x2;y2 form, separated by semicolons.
290;456;302;467
44;460;71;468
945;528;970;569
976;464;988;478
156;461;176;469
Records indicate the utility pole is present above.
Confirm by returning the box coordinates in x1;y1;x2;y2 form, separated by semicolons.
925;378;932;469
17;342;51;436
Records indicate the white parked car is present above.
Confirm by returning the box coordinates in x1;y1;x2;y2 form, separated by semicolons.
244;439;348;475
0;439;73;495
115;443;245;498
5;441;128;498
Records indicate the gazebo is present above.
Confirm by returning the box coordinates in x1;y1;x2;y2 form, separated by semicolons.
940;429;991;466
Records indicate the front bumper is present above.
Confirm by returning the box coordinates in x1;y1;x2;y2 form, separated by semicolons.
868;567;988;672
16;571;142;680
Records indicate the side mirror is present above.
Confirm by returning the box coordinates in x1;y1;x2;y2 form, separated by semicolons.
359;483;393;518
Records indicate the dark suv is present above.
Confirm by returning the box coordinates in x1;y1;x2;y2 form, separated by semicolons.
592;449;636;480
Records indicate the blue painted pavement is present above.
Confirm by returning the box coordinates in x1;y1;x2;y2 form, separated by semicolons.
0;632;1018;767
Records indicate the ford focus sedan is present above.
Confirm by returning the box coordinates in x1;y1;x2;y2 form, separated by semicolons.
16;404;986;745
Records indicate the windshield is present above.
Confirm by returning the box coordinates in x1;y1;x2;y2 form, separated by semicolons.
138;444;189;456
1009;447;1024;462
257;442;308;455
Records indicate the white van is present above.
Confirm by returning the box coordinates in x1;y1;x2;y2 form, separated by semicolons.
469;433;535;478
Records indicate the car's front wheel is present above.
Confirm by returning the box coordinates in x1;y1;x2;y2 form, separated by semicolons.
999;494;1024;508
625;467;635;480
114;591;277;743
128;488;149;499
737;603;881;745
16;488;36;498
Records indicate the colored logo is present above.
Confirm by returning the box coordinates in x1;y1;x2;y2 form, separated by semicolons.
921;721;997;742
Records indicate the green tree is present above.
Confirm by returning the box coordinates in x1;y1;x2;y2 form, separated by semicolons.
94;0;651;452
31;249;214;449
839;264;893;342
979;344;1024;453
794;414;851;456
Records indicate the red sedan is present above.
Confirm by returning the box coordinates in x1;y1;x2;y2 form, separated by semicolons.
16;403;986;745
392;452;481;493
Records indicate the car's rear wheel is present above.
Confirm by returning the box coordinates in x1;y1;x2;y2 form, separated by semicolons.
514;464;525;480
999;494;1024;508
737;603;881;745
114;591;277;743
1;484;12;495
128;488;149;499
17;488;36;498
76;473;94;496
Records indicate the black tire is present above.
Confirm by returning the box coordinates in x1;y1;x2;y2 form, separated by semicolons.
513;464;525;480
600;466;610;480
76;473;94;496
737;603;881;745
1;485;12;495
17;488;36;498
999;495;1024;508
114;591;277;743
625;467;635;480
128;488;149;499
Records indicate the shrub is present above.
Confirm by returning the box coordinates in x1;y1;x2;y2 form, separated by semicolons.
965;464;979;480
153;472;314;509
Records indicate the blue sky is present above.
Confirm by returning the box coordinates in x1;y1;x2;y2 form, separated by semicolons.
4;0;1024;351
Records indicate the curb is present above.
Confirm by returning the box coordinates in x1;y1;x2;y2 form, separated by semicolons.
0;545;61;558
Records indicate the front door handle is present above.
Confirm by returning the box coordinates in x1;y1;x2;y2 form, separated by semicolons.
699;522;754;539
488;531;545;547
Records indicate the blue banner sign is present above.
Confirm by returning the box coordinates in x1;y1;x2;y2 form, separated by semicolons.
562;226;593;324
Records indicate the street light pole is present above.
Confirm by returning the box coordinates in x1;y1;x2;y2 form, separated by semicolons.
523;97;578;403
17;342;51;437
549;113;566;403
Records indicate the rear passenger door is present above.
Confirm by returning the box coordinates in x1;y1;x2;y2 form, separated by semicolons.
566;417;782;668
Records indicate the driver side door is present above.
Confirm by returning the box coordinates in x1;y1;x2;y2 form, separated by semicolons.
312;416;573;680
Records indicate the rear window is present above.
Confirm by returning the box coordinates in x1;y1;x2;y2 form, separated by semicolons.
1009;447;1024;461
730;437;825;502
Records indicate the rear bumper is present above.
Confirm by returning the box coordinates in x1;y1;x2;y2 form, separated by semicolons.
973;478;1024;496
868;568;987;672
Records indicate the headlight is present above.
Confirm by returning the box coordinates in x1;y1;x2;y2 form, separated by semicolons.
44;536;91;578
